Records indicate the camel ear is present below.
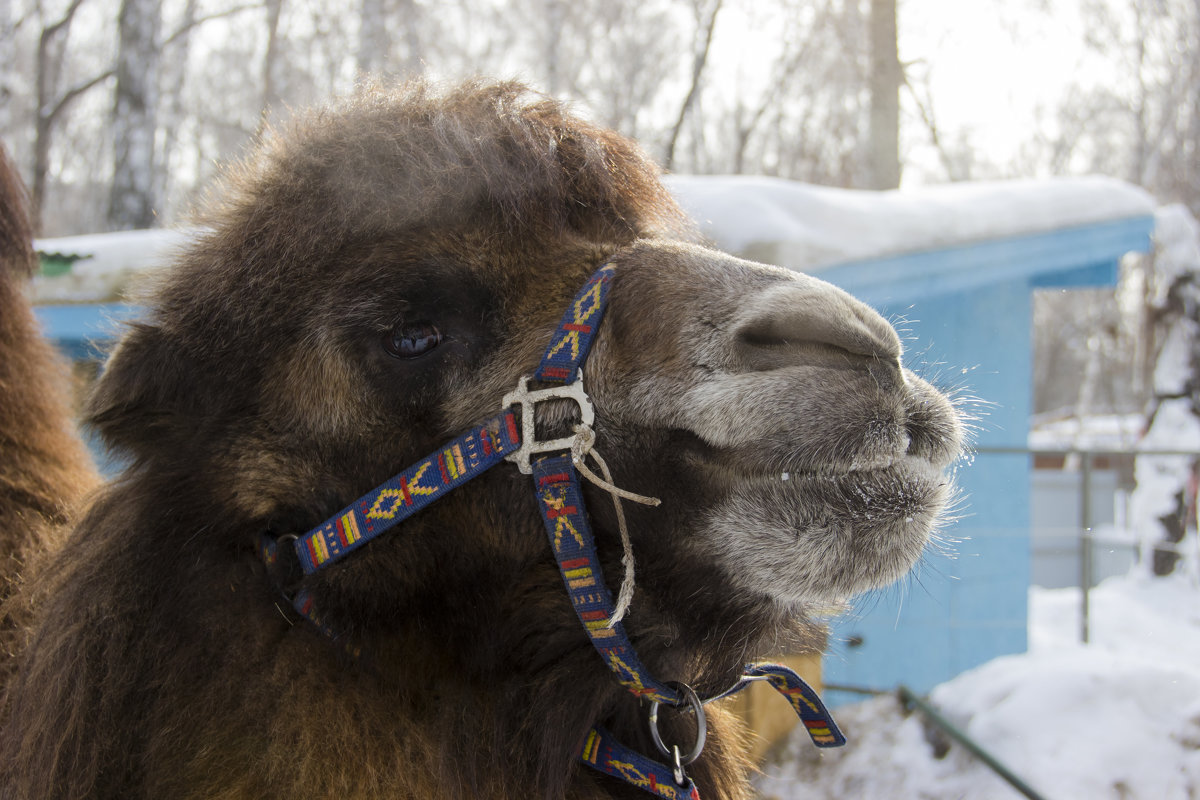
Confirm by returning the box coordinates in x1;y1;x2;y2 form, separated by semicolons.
86;322;212;457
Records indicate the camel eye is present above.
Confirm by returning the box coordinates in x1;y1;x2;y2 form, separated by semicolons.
383;322;443;359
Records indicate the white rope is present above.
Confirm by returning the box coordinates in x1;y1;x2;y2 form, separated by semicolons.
570;425;660;625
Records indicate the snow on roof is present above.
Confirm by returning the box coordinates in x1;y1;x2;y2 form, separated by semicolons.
30;176;1156;301
32;228;197;303
665;175;1157;273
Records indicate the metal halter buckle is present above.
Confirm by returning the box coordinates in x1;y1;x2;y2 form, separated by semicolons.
502;370;595;474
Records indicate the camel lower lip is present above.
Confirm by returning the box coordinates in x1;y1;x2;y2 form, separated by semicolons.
698;452;945;487
774;455;945;481
671;428;945;483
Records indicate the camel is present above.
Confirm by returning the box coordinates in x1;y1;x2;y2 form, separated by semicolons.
0;80;963;800
0;145;98;688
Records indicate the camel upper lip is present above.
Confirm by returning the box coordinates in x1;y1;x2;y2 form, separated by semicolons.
671;428;942;481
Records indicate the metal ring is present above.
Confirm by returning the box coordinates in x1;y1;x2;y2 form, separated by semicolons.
647;682;707;767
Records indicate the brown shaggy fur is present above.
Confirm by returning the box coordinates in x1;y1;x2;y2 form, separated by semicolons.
0;145;97;685
0;81;962;800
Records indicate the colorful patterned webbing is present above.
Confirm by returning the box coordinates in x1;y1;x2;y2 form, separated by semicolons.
535;262;615;384
294;409;521;574
532;453;681;705
576;664;843;800
580;727;700;800
257;540;363;657
740;663;846;747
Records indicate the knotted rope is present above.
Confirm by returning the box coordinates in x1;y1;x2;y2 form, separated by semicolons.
570;424;660;624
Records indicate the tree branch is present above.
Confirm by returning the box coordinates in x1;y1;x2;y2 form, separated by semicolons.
664;0;722;171
44;69;114;127
42;0;89;41
161;3;258;49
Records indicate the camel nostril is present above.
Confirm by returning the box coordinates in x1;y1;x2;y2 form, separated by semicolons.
730;281;902;373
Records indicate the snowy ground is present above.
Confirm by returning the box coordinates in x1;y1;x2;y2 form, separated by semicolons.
759;574;1200;799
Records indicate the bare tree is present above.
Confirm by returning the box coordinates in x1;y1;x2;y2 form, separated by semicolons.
865;0;900;189
0;0;21;136
357;0;388;75
356;0;423;78
107;0;162;230
734;0;869;187
258;0;285;132
31;0;113;231
663;0;722;171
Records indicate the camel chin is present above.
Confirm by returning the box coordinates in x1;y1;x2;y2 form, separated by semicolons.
696;454;952;608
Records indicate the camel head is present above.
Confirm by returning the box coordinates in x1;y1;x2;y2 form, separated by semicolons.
72;79;963;796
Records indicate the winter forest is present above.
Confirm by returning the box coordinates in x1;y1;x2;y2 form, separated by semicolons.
6;0;1200;426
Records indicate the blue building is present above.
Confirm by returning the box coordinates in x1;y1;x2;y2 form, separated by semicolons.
669;175;1157;696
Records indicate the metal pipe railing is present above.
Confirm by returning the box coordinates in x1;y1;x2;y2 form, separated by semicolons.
1080;455;1094;644
971;445;1199;642
895;685;1051;800
822;683;1051;799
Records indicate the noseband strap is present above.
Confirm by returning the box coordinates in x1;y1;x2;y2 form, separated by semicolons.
260;258;843;798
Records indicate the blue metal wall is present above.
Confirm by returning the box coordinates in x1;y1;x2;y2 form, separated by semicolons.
821;281;1033;696
813;216;1153;698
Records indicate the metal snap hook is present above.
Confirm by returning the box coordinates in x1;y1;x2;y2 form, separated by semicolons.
670;745;688;787
647;681;707;782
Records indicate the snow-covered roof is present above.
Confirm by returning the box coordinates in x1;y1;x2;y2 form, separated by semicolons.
31;176;1157;303
666;175;1157;273
32;228;196;303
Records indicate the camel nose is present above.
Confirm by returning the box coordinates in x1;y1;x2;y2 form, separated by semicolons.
729;277;902;378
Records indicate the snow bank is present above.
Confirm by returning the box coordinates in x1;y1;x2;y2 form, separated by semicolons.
760;574;1200;800
666;175;1155;273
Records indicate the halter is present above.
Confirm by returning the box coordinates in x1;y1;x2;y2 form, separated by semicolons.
260;259;844;798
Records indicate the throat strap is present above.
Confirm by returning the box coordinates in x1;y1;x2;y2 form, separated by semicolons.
582;727;700;800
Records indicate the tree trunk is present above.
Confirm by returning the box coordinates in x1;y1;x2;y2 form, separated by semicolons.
866;0;901;190
1134;205;1200;580
0;3;17;136
108;0;162;230
543;0;566;96
155;0;197;217
397;0;423;76
257;0;285;134
664;0;722;172
357;0;388;76
32;0;87;232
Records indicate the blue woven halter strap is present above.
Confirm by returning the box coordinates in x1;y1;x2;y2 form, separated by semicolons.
264;259;844;798
291;409;522;574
